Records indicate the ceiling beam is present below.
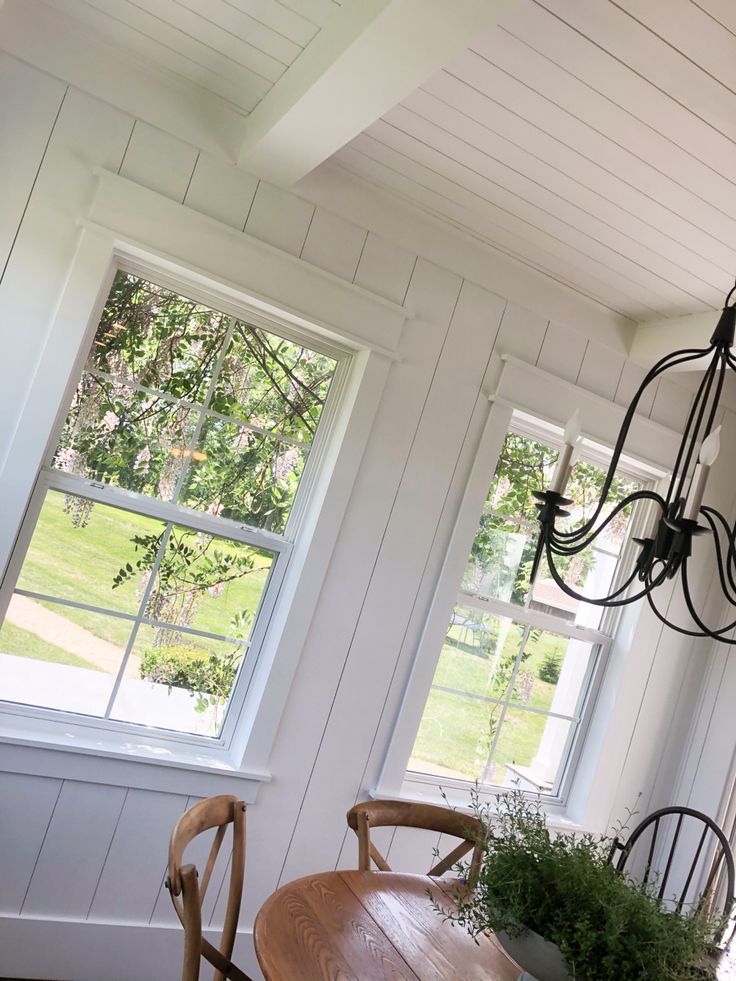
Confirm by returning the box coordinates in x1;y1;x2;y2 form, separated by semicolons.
630;310;721;372
238;0;515;186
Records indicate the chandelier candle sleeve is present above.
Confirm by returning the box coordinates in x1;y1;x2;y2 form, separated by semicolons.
683;426;722;521
549;409;582;493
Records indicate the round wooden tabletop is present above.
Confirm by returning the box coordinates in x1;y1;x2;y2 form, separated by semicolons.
254;869;522;981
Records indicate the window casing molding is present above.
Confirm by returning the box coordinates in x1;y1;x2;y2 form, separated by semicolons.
376;356;681;816
0;172;406;794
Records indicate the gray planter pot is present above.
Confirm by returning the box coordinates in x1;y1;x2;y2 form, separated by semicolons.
497;928;573;981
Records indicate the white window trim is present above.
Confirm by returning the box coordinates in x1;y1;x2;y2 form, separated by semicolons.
375;356;681;817
0;173;407;795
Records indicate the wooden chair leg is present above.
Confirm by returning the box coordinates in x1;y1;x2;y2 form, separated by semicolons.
180;866;202;981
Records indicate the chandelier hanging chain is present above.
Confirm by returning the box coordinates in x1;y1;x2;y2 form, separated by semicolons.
531;279;736;643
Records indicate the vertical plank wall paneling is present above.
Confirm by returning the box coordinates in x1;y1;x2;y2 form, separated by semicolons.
119;121;198;203
0;55;66;276
0;772;62;914
0;52;722;980
275;277;505;886
0;83;134;476
21;780;127;918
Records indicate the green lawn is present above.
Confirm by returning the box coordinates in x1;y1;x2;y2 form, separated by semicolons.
15;491;272;652
411;624;578;782
0;619;100;670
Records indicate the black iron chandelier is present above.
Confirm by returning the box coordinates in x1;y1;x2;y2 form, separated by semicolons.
531;283;736;643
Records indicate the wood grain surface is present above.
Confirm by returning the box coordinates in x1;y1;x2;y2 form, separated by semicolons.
254;871;521;981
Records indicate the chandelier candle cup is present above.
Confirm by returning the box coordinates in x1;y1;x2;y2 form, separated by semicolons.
683;426;722;521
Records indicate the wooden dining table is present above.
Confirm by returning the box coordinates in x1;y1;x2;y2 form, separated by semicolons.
253;870;522;980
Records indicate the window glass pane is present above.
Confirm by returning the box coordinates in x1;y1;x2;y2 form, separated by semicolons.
179;417;305;532
409;689;495;783
86;271;229;400
434;606;524;700
209;322;336;441
110;626;245;736
54;376;198;499
508;629;594;716
16;490;166;618
0;597;130;715
461;515;536;606
142;525;275;638
491;709;573;793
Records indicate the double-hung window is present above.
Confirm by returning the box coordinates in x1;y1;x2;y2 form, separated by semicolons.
405;413;644;799
0;267;345;741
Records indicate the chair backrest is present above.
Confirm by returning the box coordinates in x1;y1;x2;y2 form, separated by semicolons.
346;800;486;879
166;795;252;981
608;805;735;943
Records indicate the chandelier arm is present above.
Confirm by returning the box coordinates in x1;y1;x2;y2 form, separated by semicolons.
542;537;671;607
668;351;720;505
682;560;736;639
555;346;714;540
550;489;663;546
699;507;736;602
645;587;710;639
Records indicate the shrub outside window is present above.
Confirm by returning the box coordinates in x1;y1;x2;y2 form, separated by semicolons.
407;421;642;796
0;270;344;739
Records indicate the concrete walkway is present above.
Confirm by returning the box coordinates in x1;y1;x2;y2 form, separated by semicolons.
6;594;140;678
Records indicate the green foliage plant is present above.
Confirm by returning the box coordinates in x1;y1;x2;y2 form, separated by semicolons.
538;650;563;685
139;643;241;720
438;787;717;980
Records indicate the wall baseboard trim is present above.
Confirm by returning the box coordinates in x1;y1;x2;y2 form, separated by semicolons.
0;914;260;981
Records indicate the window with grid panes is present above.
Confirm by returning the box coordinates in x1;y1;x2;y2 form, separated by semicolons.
0;270;343;738
407;423;641;796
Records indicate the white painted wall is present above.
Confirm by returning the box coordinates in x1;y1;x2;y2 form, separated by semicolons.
0;51;732;981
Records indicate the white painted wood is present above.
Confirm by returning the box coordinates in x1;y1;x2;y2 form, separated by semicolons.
353;232;416;304
492;302;548;365
577;340;626;402
183;153;258;231
385;825;442;873
61;0;283;94
537;0;736;153
371;106;715;314
339;137;657;321
212;0;318;47
298;162;635;351
244;180;315;256
120;122;198;203
82;172;407;351
649;377;692;433
615;361;657;419
0;0;249;158
536;321;588;385
238;0;515;184
22;780;127;917
500;0;736;246
630;311;719;371
493;357;684;472
87;788;188;923
300;207;367;281
277;275;517;884
0;914;261;981
0;772;61;914
0;88;133;474
415;71;736;283
0;54;66;278
134;0;303;69
275;0;341;29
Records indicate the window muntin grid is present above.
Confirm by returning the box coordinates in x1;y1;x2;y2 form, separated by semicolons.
407;426;641;796
0;271;342;739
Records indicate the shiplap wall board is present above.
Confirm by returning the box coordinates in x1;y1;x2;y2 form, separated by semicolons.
0;51;729;980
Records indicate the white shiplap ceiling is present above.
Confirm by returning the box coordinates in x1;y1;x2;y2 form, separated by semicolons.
334;0;736;323
7;0;736;326
40;0;343;114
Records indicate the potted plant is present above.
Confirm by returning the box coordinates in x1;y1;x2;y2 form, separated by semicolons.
435;788;718;980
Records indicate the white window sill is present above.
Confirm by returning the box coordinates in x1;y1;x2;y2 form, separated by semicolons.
372;775;594;836
0;715;271;800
